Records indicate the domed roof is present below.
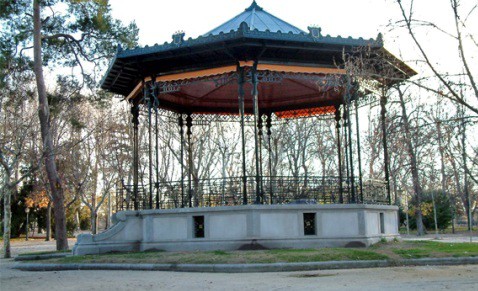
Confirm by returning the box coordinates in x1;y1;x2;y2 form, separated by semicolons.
203;1;305;36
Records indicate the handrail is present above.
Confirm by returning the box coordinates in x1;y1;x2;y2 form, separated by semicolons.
116;176;389;211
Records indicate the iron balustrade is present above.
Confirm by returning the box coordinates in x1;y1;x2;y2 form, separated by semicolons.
115;176;389;211
115;184;147;211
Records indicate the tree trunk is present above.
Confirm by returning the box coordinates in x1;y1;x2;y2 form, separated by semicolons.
431;190;439;237
33;0;68;250
37;219;42;234
90;210;97;234
91;143;99;233
3;185;12;258
75;209;80;233
397;88;425;235
45;200;51;241
460;109;472;232
91;192;97;234
450;153;463;230
107;190;111;229
437;121;455;233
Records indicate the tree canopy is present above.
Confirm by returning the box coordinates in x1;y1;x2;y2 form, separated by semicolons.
0;0;138;93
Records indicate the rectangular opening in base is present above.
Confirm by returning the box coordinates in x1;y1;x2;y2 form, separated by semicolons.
380;212;385;234
303;213;316;236
193;215;205;238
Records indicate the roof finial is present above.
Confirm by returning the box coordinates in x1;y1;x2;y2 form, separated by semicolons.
172;31;185;45
245;0;263;11
308;26;322;38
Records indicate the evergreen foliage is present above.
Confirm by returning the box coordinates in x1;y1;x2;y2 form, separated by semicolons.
407;190;453;231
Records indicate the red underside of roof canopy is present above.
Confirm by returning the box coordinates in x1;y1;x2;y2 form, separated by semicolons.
136;69;346;117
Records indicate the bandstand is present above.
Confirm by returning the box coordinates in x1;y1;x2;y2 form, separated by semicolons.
73;1;415;255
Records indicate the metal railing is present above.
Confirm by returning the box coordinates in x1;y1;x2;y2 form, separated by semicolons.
115;176;389;211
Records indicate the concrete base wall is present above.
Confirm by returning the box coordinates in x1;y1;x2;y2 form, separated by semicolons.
73;204;399;255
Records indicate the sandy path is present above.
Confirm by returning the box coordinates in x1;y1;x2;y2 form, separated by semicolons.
1;261;477;291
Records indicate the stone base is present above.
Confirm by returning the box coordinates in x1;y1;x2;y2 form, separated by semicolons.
73;204;399;255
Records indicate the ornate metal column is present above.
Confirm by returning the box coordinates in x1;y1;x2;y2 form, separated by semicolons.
258;113;264;202
380;87;392;205
251;62;263;204
335;106;344;204
147;82;153;209
266;113;273;204
179;115;185;208
186;113;193;207
354;95;364;203
342;105;350;202
131;103;140;210
237;66;248;205
153;83;160;209
345;78;356;203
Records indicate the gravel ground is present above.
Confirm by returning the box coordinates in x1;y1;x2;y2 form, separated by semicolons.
1;260;477;291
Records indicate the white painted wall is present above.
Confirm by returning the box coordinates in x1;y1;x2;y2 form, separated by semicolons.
74;204;399;255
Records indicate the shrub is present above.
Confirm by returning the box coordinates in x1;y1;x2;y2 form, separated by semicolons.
79;206;91;231
407;189;453;230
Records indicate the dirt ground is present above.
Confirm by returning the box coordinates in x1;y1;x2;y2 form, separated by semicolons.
1;234;477;291
1;259;477;291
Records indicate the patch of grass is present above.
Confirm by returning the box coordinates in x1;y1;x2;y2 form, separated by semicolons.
369;239;400;249
269;248;315;253
393;249;430;259
270;248;388;262
379;240;478;259
418;241;478;257
367;240;478;260
57;255;92;263
33;247;389;265
18;240;478;265
211;250;229;256
143;249;165;253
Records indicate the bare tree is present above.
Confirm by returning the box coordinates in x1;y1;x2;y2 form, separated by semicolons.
396;86;426;235
1;94;39;258
283;119;314;180
395;0;478;114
